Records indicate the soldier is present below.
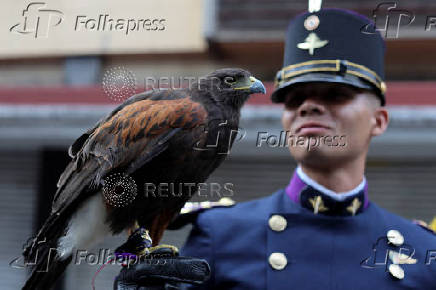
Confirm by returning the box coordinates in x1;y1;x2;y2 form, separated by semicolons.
114;6;436;290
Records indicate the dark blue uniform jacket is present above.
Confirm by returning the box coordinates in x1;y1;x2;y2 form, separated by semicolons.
181;189;436;290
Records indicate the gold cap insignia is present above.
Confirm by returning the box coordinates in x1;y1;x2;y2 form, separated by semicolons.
297;32;328;55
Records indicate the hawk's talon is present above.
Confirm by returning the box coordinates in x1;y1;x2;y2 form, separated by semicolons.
115;227;152;257
147;244;179;257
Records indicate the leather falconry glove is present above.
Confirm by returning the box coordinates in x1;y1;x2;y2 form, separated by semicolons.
113;246;211;290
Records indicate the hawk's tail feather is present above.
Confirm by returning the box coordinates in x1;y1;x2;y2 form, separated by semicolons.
22;246;72;290
22;220;71;290
22;209;69;265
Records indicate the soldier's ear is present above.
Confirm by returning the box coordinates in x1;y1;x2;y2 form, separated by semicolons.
370;104;389;137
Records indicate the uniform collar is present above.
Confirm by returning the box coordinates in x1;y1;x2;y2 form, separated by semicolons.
285;166;369;216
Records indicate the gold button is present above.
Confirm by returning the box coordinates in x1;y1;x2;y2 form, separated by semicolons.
389;264;405;279
387;230;404;246
268;215;287;232
268;252;287;270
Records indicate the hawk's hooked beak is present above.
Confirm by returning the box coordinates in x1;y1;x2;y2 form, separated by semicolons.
249;76;266;94
233;76;266;94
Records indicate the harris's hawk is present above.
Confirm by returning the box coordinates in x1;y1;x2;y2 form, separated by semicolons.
21;68;266;289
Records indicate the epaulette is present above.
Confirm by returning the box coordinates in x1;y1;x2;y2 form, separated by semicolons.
413;217;436;235
167;197;236;230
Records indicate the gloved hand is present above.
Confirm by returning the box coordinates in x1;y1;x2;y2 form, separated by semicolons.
113;246;211;290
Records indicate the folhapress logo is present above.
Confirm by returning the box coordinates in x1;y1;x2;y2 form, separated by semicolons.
75;15;166;35
361;2;414;38
10;2;64;38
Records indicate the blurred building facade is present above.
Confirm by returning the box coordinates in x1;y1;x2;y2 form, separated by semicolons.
0;1;435;289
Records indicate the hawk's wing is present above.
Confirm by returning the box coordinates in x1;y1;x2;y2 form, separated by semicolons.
52;89;208;214
23;89;208;267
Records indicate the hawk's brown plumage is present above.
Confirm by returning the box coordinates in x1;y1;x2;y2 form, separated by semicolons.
22;68;265;290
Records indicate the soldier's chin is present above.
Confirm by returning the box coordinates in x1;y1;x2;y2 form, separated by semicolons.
289;145;343;167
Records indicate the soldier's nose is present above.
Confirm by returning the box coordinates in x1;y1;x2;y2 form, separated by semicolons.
297;99;325;117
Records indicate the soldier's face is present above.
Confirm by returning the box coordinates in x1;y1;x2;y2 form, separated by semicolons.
281;82;389;168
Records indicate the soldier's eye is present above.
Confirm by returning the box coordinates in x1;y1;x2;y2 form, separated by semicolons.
224;76;236;84
326;88;355;104
284;89;305;109
284;95;305;109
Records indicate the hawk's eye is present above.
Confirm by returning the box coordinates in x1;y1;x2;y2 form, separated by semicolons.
224;76;236;85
